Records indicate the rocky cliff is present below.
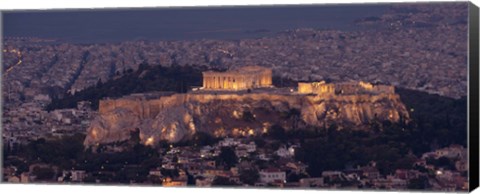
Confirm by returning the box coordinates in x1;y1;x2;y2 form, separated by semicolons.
84;92;410;147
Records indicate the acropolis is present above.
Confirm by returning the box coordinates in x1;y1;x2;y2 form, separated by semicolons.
87;65;409;146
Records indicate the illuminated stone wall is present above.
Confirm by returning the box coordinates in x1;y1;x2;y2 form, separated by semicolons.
298;81;335;95
298;81;394;95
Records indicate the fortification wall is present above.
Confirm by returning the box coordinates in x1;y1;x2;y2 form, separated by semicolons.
99;92;402;122
99;99;141;115
298;81;395;96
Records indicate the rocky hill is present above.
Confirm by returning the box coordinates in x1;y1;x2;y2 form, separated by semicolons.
84;91;410;147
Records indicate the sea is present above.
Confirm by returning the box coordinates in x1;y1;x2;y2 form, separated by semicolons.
2;4;390;44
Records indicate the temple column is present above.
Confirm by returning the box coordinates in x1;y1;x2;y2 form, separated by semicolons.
207;77;211;89
211;77;214;89
207;76;212;89
264;75;267;86
227;76;230;89
220;76;223;89
232;77;236;90
223;76;227;89
226;77;229;89
208;76;211;88
203;76;206;88
213;76;216;89
209;77;212;89
213;77;216;89
221;76;224;89
205;76;209;89
224;77;228;89
212;77;215;89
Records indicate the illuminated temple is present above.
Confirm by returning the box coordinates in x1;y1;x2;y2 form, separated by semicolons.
202;66;272;90
200;65;394;95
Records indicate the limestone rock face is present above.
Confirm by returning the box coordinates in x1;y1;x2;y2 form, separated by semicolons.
301;94;409;128
84;93;410;147
139;105;194;144
84;108;141;146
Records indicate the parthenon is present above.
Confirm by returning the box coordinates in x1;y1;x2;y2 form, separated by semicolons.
202;66;272;90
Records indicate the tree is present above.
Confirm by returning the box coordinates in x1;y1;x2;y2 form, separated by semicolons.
146;175;162;184
140;157;161;170
191;131;218;146
242;111;255;122
172;155;179;163
287;172;308;182
427;156;455;170
217;147;238;169
212;176;237;186
187;173;195;185
268;124;287;141
129;128;141;145
239;169;259;185
96;78;103;88
32;166;55;181
287;108;302;130
83;175;97;183
3;142;10;159
63;172;72;182
160;168;179;178
408;176;429;190
138;62;149;71
253;137;266;148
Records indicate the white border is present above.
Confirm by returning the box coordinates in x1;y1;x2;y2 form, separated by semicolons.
0;0;479;194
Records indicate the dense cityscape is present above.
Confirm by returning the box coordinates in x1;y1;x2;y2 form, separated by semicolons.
1;2;470;192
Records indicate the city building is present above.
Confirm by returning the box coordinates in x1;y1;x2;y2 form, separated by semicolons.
259;168;286;183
